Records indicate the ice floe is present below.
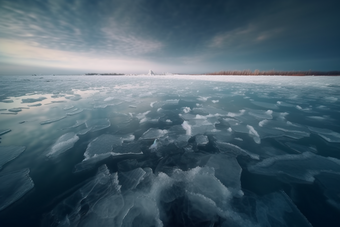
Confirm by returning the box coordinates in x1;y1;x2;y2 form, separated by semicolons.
308;126;340;143
0;169;34;211
248;152;340;182
46;133;79;158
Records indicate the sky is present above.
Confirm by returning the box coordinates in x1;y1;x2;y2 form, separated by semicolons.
0;0;339;75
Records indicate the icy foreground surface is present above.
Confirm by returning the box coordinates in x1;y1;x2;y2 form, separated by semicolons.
0;75;339;226
0;169;34;211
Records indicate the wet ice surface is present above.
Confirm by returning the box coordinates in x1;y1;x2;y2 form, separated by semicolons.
0;75;339;227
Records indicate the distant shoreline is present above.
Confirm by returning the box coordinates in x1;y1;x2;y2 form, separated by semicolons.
204;70;340;76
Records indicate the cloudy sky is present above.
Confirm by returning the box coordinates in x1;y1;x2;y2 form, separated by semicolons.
0;0;339;74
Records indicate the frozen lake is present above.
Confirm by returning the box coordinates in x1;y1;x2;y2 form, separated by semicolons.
0;75;340;227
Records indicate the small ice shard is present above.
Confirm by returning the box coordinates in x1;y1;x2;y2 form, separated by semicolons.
165;119;172;123
227;109;245;117
84;134;122;159
182;121;192;136
40;115;66;125
21;97;46;103
248;109;273;120
0;129;11;136
85;118;111;132
140;128;168;139
195;135;209;145
247;125;261;144
182;107;191;113
0;168;34;211
197;96;210;102
308;126;340;143
248;152;340;182
0;146;26;169
259;119;269;127
46;132;79;158
150;101;157;107
211;100;219;103
149;139;158;150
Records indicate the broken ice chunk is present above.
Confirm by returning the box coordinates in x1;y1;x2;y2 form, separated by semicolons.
248;152;340;183
85;118;111;132
182;107;191;113
0;169;34;211
182;121;192;136
84;134;122;159
112;142;143;156
206;153;243;196
195;135;209;145
46;133;79;158
308;126;340;143
140;128;168;140
247;125;261;144
0;146;25;170
119;168;146;191
149;139;158;150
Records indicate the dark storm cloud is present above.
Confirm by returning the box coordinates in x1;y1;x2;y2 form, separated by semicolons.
0;0;339;72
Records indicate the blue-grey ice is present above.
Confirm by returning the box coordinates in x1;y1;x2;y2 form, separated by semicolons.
0;169;34;211
0;129;11;136
46;132;79;158
0;146;25;169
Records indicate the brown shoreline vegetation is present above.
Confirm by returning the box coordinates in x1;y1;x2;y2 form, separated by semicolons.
204;70;340;76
